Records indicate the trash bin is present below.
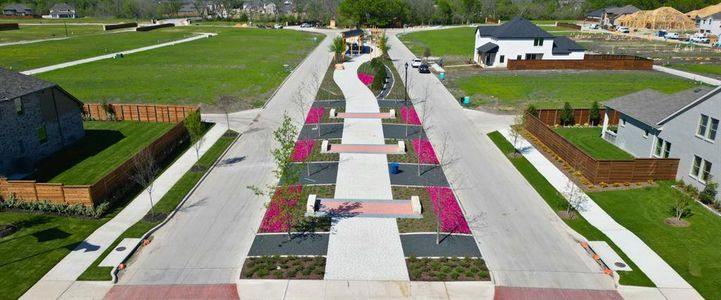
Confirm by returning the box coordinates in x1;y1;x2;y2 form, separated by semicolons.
389;162;400;175
463;96;471;105
439;72;445;81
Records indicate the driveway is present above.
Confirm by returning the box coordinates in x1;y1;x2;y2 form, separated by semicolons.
116;32;334;285
386;31;617;291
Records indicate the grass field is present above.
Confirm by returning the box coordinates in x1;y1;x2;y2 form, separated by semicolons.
27;121;174;185
398;27;475;65
487;131;654;287
554;127;634;160
590;182;721;299
37;28;322;108
668;64;721;78
0;29;194;70
449;70;700;109
78;130;238;280
0;24;104;43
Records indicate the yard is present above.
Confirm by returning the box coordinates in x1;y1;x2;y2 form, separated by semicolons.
668;63;721;79
0;24;103;43
398;27;476;65
447;70;700;109
487;131;654;287
0;28;194;70
554;127;634;160
590;182;721;299
27;121;175;185
36;28;322;108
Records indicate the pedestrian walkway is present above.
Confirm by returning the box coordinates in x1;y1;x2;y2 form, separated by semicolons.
21;32;216;75
20;124;227;300
498;129;703;300
324;51;409;281
653;65;721;86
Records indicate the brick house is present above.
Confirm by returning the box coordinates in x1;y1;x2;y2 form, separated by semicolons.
0;68;85;177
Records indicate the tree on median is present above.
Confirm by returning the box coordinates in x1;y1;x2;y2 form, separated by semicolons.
132;148;159;217
184;111;205;160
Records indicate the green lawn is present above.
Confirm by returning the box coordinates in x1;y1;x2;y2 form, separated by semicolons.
78;130;238;280
0;17;139;24
487;131;654;287
554;127;634;160
0;24;104;43
316;62;345;100
451;71;700;109
0;29;194;70
589;182;721;299
37;28;322;107
398;27;475;64
668;64;721;78
27;121;174;185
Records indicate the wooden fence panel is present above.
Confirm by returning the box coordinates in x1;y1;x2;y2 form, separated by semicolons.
83;104;197;123
35;183;65;203
507;55;653;70
536;109;619;126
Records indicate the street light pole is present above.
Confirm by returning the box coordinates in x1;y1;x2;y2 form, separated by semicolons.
404;62;409;106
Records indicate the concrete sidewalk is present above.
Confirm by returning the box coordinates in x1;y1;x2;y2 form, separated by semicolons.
20;124;227;300
21;32;216;75
653;65;721;86
324;51;408;281
498;129;703;300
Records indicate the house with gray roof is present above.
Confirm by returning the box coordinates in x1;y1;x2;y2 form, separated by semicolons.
473;17;585;68
601;86;720;192
601;5;640;26
698;12;721;37
0;68;85;177
3;3;33;16
48;2;76;18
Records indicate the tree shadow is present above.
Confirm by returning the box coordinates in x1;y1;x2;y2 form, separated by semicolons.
217;156;245;167
32;227;71;243
25;129;125;182
325;201;363;221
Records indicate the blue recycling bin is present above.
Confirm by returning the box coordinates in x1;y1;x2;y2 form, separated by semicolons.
439;72;445;81
389;162;400;175
463;96;471;105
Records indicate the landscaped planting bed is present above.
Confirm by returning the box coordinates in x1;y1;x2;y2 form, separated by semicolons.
427;187;471;234
386;139;418;164
554;127;633;160
241;256;326;279
258;185;334;233
399;106;421;125
487;131;654;287
315;62;345;101
393;187;437;232
292;139;339;162
305;106;325;124
412;139;439;164
28;121;174;185
406;257;489;281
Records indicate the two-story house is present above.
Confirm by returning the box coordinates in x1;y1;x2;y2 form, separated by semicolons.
0;68;85;177
3;3;33;16
698;12;721;36
601;87;720;193
473;17;585;68
48;3;77;19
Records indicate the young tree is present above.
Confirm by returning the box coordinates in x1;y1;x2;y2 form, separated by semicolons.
564;179;587;219
329;36;345;63
434;132;452;244
699;176;718;205
560;101;574;126
509;112;525;154
378;30;390;57
589;101;601;126
423;47;432;59
184;111;205;159
132;149;159;217
217;95;235;129
671;189;692;222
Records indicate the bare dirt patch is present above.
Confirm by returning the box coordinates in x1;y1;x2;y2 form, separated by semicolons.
664;217;690;228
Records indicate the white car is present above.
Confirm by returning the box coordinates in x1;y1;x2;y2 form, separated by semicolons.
666;32;680;39
273;24;283;29
589;24;600;30
617;26;630;33
410;58;422;68
691;35;710;43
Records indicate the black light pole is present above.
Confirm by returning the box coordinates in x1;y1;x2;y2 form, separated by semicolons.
404;62;409;106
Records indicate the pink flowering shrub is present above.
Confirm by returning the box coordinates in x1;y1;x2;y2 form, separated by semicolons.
259;185;303;232
426;187;471;234
305;107;324;124
400;106;421;125
291;140;315;162
412;139;439;164
358;72;375;86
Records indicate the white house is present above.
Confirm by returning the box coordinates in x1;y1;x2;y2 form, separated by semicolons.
698;12;721;37
473;17;585;68
48;3;76;19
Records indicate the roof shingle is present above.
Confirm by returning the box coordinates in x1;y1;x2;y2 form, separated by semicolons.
603;87;712;128
0;68;56;101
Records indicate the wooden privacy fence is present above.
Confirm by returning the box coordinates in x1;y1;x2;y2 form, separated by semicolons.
556;22;581;30
104;22;138;31
507;55;653;70
0;23;20;30
1;104;197;206
136;23;174;31
535;108;620;126
524;113;679;184
83;103;196;123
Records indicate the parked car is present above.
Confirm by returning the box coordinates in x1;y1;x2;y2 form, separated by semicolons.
617;26;630;33
273;24;283;29
589;24;600;30
411;58;422;68
418;63;430;73
300;23;311;28
691;36;710;43
666;32;680;39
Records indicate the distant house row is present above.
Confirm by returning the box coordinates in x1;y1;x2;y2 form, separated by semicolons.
585;5;640;27
2;2;77;18
176;0;294;18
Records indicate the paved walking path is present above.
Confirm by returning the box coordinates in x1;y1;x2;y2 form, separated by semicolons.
20;32;216;75
498;129;703;300
653;65;721;86
20;124;227;300
0;36;69;47
324;51;409;281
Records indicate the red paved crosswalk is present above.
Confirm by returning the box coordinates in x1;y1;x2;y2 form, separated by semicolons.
494;287;622;300
105;284;238;300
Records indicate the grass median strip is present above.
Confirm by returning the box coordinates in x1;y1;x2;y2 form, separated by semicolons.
77;130;238;281
487;131;654;287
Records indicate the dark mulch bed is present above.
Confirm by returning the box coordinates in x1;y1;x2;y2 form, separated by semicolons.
0;224;18;238
406;257;489;281
240;256;325;279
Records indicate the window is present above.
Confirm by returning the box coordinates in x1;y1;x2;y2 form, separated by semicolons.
533;38;544;46
702;160;713;182
697;114;709;136
692;156;702;177
697;114;719;141
654;137;671;158
517;55;522;60
14;98;23;115
654;137;663;156
708;118;718;141
500;55;505;63
663;141;671;158
691;156;713;183
37;125;47;144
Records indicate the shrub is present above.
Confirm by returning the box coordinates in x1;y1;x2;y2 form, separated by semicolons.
699;178;718;205
256;269;269;277
0;195;109;218
525;104;538;117
559;102;574;126
272;270;283;278
589;101;601;125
